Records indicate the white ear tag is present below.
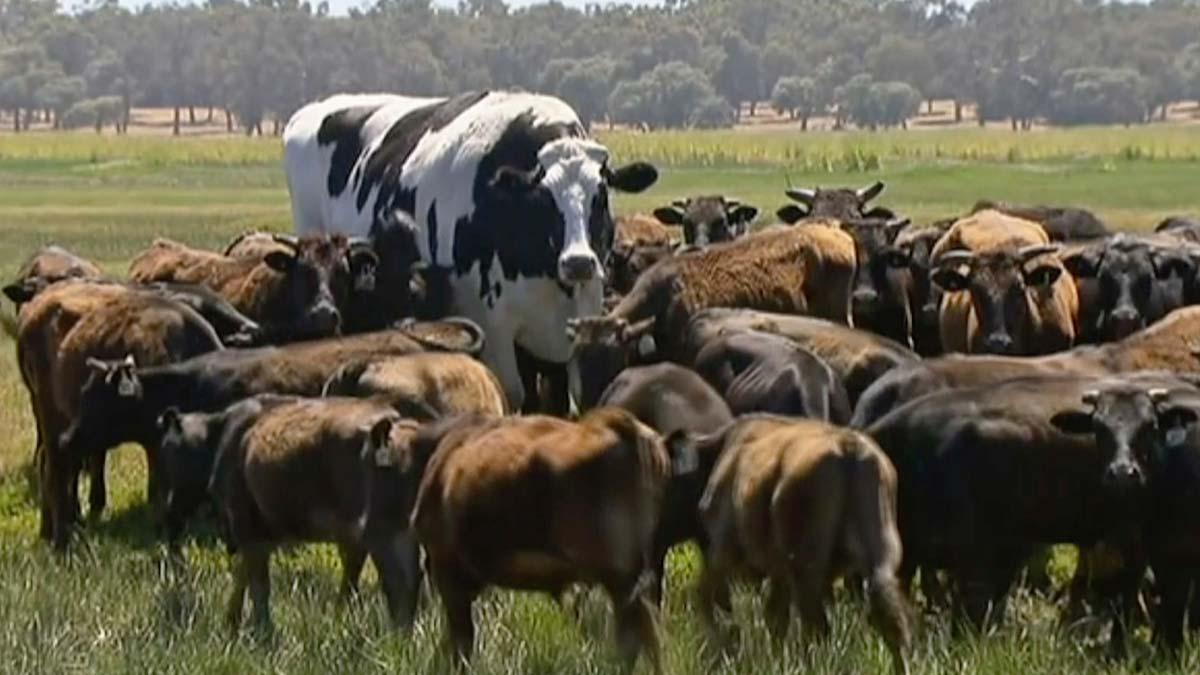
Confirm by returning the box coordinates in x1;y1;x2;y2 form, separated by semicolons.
637;335;656;358
672;444;699;475
118;379;136;397
1166;427;1188;448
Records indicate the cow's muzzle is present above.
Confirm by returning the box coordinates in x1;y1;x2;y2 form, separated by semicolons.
559;254;601;285
983;332;1016;354
1103;460;1146;491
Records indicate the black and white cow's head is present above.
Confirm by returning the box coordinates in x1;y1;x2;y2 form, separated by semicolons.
480;137;658;287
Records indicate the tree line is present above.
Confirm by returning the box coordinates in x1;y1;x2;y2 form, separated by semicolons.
2;0;1200;135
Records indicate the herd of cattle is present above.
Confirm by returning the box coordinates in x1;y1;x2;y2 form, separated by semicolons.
6;90;1200;672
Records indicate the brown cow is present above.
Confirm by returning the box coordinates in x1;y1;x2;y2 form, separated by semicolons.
931;210;1078;355
129;236;360;341
568;224;856;407
2;245;103;310
607;214;679;297
689;415;911;673
894;222;952;355
184;397;423;632
14;279;224;548
322;351;507;419
409;408;674;672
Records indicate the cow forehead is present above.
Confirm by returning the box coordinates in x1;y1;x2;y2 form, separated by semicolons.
539;138;607;211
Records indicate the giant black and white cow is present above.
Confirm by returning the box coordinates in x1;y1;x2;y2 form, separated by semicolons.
283;91;659;408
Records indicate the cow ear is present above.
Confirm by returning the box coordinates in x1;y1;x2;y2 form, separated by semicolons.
86;357;112;374
605;162;658;193
931;268;970;292
728;204;759;225
1061;249;1101;278
1049;410;1094;435
653;206;685;226
263;251;296;273
1159;407;1198;448
157;407;181;432
1024;265;1062;288
1153;251;1196;281
3;281;36;305
776;204;807;224
490;165;542;194
363;418;398;468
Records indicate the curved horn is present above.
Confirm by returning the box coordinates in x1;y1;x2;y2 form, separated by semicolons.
397;317;487;356
222;230;259;256
785;187;817;204
1081;390;1099;407
1148;388;1171;406
1018;243;1061;262
934;250;976;268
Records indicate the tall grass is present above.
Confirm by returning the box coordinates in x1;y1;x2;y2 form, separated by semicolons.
1;131;1200;673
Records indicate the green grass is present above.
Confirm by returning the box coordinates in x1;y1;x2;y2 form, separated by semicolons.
2;128;1200;674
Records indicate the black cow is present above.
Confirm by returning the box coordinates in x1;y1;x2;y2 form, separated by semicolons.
652;196;758;247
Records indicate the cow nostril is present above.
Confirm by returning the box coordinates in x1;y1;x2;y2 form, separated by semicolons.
984;333;1014;353
559;256;598;283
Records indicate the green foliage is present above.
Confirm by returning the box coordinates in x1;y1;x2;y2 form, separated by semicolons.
771;75;821;128
1049;68;1149;126
609;61;726;130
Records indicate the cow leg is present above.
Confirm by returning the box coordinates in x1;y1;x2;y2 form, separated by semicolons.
244;544;273;636
696;557;735;650
337;543;367;601
606;577;662;675
764;574;793;643
1153;564;1189;653
1104;550;1147;659
225;554;250;632
430;560;478;667
368;530;423;629
37;438;52;541
86;451;106;520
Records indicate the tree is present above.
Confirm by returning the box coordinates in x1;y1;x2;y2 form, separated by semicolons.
869;81;922;129
608;61;724;130
690;95;734;129
835;73;874;130
865;36;935;114
35;73;84;128
770;75;822;130
1049;67;1149;126
713;30;761;120
760;42;797;105
555;57;616;131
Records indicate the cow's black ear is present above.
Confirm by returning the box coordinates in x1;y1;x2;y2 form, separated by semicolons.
1159;407;1199;438
157;407;181;432
884;247;912;269
606;162;658;193
728;204;759;225
1153;252;1196;281
490;165;542;194
1049;410;1093;435
776;204;807;224
263;251;296;273
653;206;685;226
665;430;699;476
931;268;970;292
2;281;35;305
1061;250;1102;278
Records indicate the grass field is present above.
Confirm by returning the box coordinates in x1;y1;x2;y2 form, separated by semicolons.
2;127;1200;674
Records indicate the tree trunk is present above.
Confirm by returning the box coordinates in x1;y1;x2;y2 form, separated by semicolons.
749;100;757;117
801;115;808;131
955;100;963;123
173;106;181;136
207;106;214;123
902;119;908;130
272;118;280;135
188;106;196;125
1010;117;1018;131
12;108;19;132
94;115;102;134
225;109;234;132
927;99;934;115
1160;103;1169;121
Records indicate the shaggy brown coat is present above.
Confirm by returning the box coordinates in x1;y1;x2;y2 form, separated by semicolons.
15;279;223;548
3;245;103;309
322;352;507;419
696;415;911;674
410;408;671;672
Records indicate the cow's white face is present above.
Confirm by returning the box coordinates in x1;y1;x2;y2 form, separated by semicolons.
538;138;610;286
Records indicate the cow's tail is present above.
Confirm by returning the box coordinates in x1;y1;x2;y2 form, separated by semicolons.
842;433;913;669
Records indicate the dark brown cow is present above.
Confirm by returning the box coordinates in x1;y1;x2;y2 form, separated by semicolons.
693;329;851;423
683;308;918;407
653;195;758;247
322;351;507;419
596;362;733;601
14;279;224;548
894;222;952;355
2;245;103;309
567;224;856;407
689;415;911;673
836;217;916;347
409;409;674;672
129;236;360;341
169;397;424;632
775;180;891;223
608;213;680;297
58;319;486;511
